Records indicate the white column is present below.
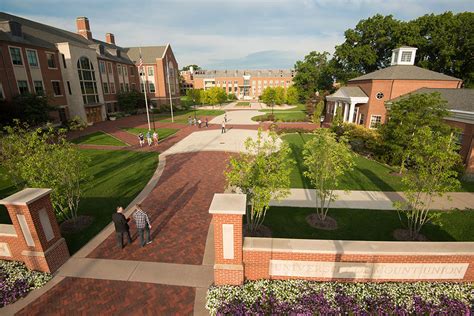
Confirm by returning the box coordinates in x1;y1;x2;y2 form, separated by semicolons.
343;102;348;122
333;101;338;116
348;101;356;123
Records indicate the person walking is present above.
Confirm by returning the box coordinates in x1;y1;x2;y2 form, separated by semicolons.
133;204;152;247
146;130;152;146
198;118;202;128
221;121;226;134
193;117;197;126
188;116;192;126
112;206;132;249
224;113;228;123
205;117;209;128
152;130;159;145
138;132;145;147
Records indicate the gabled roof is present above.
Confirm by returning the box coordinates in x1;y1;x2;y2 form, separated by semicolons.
329;86;368;98
349;65;461;82
124;46;168;64
387;88;474;112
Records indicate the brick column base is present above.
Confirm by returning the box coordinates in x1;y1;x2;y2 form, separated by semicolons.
21;238;70;273
215;264;244;285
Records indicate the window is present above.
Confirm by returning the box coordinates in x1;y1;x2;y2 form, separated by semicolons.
62;54;67;68
9;47;23;65
147;66;154;76
123;66;128;76
375;92;384;100
107;62;113;74
234;87;237;92
140;83;145;92
77;56;99;104
130;66;135;76
46;53;56;68
99;61;106;74
17;80;28;94
103;82;109;94
109;82;116;94
125;83;129;91
369;115;382;129
401;51;412;62
234;81;238;84
34;81;44;94
131;83;136;91
67;81;72;95
149;83;155;93
52;81;62;96
0;83;4;99
359;113;365;125
120;83;124;92
117;64;122;75
26;50;39;67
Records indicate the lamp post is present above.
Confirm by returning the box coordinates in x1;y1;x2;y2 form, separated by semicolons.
150;105;156;131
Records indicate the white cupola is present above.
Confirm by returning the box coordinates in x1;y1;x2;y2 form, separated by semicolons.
391;46;417;66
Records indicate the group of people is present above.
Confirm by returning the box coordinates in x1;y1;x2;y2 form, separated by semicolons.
138;130;159;147
188;116;209;128
112;204;152;249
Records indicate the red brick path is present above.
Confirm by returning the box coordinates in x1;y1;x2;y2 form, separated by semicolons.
16;277;195;315
87;151;231;264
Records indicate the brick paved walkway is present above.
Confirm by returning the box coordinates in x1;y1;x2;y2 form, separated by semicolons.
16;277;195;315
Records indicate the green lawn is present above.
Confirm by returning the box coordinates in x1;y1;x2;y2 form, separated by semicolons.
153;109;225;124
236;102;250;106
72;131;127;146
260;103;306;112
121;127;179;141
283;133;403;191
253;104;308;122
0;149;158;254
263;206;474;241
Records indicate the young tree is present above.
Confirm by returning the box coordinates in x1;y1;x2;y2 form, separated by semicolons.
186;88;202;105
380;92;451;173
312;100;325;124
274;87;285;105
395;127;461;240
303;129;354;223
0;122;91;221
205;87;226;107
285;86;299;105
332;106;343;127
225;129;293;233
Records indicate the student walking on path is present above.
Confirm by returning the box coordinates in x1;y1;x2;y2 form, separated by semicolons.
111;206;132;249
198;118;202;128
133;204;152;247
138;132;145;147
224;113;227;123
205;117;209;128
153;130;159;145
221;121;226;134
146;130;153;146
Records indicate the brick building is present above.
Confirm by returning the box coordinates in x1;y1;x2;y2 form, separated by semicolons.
0;12;179;124
192;69;295;100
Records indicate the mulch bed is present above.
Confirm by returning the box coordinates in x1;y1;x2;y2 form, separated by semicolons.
244;224;272;237
306;213;338;230
393;228;428;241
60;216;94;234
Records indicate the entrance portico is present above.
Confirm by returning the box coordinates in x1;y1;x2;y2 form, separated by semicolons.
326;87;369;124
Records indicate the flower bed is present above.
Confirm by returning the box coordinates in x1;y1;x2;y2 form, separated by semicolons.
206;280;474;315
0;260;51;307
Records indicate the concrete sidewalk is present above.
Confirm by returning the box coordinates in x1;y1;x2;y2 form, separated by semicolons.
271;189;474;210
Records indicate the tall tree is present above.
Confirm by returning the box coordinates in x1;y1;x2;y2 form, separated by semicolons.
395;127;461;240
226;129;293;233
285;86;299;105
186;88;202;105
303;129;354;224
274;87;286;105
380;93;452;173
181;64;200;71
293;51;334;101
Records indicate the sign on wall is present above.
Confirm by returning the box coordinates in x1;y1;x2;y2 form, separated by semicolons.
270;260;469;280
0;242;12;257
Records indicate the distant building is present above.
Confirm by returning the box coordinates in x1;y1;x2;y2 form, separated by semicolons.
191;69;295;100
0;12;180;124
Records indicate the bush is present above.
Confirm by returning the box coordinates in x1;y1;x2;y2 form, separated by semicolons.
206;280;474;315
334;123;384;158
0;260;51;307
117;91;141;114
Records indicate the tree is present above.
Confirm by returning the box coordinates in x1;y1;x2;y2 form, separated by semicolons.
285;86;299;105
303;129;354;223
380;93;452;173
200;89;209;105
227;93;237;101
261;87;277;105
225;129;293;233
0;122;91;221
395;127;460;240
312;100;324;123
205;87;227;107
186;89;202;105
332;106;343;128
181;64;200;71
293;51;334;101
117;90;141;114
274;87;286;105
0;93;53;127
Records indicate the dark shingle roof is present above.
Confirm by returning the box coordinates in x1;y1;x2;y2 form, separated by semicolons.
349;65;461;82
387;88;474;112
124;46;167;64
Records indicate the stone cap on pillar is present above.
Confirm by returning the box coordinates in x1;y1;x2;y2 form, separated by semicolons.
209;193;246;215
0;188;52;206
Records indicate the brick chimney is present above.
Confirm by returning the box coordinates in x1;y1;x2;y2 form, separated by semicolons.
105;33;115;45
76;17;92;40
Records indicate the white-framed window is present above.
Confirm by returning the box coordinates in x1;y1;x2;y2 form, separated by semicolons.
120;83;124;92
99;61;106;74
131;83;136;90
17;80;29;94
375;92;384;100
67;81;72;95
147;66;154;76
9;47;23;65
46;52;56;68
117;64;122;75
107;62;113;74
149;82;155;93
369;115;382;129
33;80;44;94
123;66;128;76
78;56;99;104
109;82;116;94
401;51;412;62
26;49;39;67
140;83;145;93
103;82;109;94
125;83;129;91
51;80;62;96
129;66;135;76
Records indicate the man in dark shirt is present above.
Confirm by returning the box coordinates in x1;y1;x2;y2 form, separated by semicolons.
112;206;132;249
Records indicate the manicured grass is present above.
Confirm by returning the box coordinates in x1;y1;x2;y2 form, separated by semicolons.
72;131;127;146
253;104;308;122
260;103;306;112
0;149;158;254
153;109;225;124
263;206;474;241
121;127;179;141
236;102;250;106
283;133;403;191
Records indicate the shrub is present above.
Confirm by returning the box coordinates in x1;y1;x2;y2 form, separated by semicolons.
206;280;474;315
0;260;51;307
334;123;384;158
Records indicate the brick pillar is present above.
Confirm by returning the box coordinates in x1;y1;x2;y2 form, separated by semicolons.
209;193;246;285
0;188;70;273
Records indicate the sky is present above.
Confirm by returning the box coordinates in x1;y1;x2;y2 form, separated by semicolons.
1;0;473;70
